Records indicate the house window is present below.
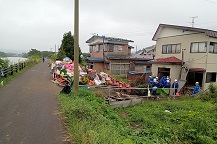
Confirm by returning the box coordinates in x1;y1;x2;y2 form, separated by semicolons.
209;42;217;53
190;42;207;53
206;72;216;83
114;45;123;52
108;44;114;52
111;63;130;75
92;45;99;52
89;46;93;52
162;44;181;54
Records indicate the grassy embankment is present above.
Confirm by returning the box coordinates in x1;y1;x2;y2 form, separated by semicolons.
58;87;217;144
0;55;41;88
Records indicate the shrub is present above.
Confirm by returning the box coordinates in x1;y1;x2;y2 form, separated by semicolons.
208;83;217;94
0;58;9;69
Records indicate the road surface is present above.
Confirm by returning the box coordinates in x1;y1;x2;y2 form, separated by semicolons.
0;60;68;144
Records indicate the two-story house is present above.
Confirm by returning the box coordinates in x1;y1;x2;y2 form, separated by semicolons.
151;24;217;90
86;35;134;76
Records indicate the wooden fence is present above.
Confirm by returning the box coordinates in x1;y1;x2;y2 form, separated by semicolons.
0;60;33;77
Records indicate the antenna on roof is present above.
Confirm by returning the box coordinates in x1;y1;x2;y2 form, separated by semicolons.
189;16;198;27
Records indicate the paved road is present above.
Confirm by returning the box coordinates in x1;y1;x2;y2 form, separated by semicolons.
0;60;68;144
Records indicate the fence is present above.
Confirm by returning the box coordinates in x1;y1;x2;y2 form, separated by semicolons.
0;60;34;77
89;85;187;108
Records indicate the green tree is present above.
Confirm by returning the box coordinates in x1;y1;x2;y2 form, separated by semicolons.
57;47;67;60
0;51;7;57
60;31;82;62
28;49;41;57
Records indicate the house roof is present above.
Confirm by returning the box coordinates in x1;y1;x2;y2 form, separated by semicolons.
143;45;155;53
105;55;131;60
86;57;104;62
189;68;206;72
86;35;134;43
152;24;217;41
151;56;182;64
134;62;151;65
130;53;154;60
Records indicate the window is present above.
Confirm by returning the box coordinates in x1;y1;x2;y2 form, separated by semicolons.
92;45;99;52
206;72;216;83
111;63;130;75
114;45;123;52
89;46;93;52
162;44;181;54
190;42;207;53
108;44;114;52
209;42;217;53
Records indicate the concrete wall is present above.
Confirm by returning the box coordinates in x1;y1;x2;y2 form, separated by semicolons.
152;64;181;83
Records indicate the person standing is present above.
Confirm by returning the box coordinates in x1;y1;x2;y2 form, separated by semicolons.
42;56;45;63
193;82;200;95
152;78;160;99
148;75;153;84
172;79;179;95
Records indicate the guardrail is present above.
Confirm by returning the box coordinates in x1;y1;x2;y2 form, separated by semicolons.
0;60;33;77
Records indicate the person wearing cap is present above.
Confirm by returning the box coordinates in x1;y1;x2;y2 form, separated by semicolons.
164;79;171;88
172;79;179;95
152;78;160;99
148;75;153;84
193;82;200;95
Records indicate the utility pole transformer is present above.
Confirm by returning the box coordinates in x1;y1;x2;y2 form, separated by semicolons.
74;0;79;92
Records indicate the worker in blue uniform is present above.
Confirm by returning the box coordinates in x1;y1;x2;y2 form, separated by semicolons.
193;82;200;95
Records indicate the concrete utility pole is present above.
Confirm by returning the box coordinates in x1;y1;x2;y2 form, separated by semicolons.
74;0;79;92
190;16;198;27
55;44;56;55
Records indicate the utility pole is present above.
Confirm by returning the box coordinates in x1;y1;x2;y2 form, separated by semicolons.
74;0;79;92
55;44;56;55
102;35;105;72
182;48;186;66
190;16;198;27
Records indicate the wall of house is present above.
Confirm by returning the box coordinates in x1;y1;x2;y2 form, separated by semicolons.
93;62;104;72
90;51;104;59
155;28;217;90
152;64;181;82
158;27;199;38
89;38;131;57
155;32;209;69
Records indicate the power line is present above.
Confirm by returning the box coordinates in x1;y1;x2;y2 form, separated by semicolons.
203;0;217;4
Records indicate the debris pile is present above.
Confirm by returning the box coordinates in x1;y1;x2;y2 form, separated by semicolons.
49;57;131;90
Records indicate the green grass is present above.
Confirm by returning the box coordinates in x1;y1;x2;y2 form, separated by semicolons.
58;91;217;144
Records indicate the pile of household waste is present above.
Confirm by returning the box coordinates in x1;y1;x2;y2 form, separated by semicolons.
50;57;131;91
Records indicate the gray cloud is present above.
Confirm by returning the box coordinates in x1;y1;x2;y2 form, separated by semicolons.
0;0;216;53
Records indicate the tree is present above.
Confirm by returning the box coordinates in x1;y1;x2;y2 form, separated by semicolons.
28;49;41;57
60;31;82;62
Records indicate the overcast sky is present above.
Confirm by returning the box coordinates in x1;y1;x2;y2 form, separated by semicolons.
0;0;217;53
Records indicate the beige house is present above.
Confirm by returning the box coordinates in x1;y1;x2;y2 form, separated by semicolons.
152;24;217;90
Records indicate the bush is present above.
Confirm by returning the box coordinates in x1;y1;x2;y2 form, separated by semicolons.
199;83;217;102
208;83;217;94
0;58;9;69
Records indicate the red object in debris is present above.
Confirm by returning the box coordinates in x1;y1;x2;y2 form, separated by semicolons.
125;84;130;88
119;83;123;88
88;69;94;73
176;92;180;96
